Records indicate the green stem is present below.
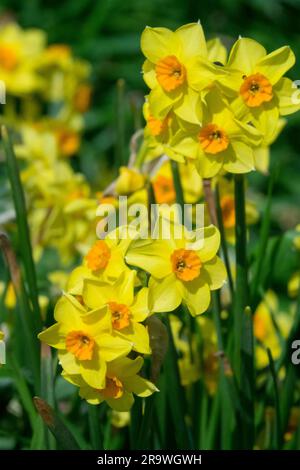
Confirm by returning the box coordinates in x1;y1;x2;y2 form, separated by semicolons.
267;348;282;449
234;174;254;449
233;174;249;384
88;404;103;450
215;184;234;299
164;315;193;449
171;160;185;210
250;167;277;306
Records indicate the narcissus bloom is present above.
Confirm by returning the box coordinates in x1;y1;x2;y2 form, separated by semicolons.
170;89;261;178
0;23;46;95
38;294;132;389
126;223;226;316
141;22;222;124
62;356;158;411
253;291;293;369
82;271;151;354
67;229;134;294
220;38;299;140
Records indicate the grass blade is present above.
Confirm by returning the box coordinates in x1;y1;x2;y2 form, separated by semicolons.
1;126;41;332
267;348;281;449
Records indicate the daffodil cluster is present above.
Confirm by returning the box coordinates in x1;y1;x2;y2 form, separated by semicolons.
0;22;96;263
140;22;299;177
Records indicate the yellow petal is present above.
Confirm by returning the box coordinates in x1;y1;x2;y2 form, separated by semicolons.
54;294;85;324
256;46;295;85
253;146;270;174
99;334;132;361
202;256;227;290
170;131;199;159
174;87;202;124
227;38;266;75
122;375;158;397
275;77;300;116
175;22;207;58
79;386;104;405
59;351;80;375
80;356;106;389
141;26;180;63
196;150;223;178
182;278;211;316
131;287;150;321
148;85;180;120
38;323;67;349
142;59;157;89
194;225;220;262
148;274;182;313
117;322;151;355
106;391;134;411
223;141;255;173
207;38;227;64
126;239;173;279
108;356;144;378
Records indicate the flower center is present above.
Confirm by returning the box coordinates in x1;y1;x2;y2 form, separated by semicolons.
0;45;19;70
199;124;229;154
86;240;111;271
147;113;169;137
220;195;236;228
155;55;186;92
240;73;273;107
100;376;124;399
171;248;202;282
66;330;95;360
108;301;131;330
153;175;176;204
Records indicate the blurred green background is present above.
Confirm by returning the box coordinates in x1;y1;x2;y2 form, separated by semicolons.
1;0;300;223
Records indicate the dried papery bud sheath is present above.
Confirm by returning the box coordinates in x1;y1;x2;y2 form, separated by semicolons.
0;232;21;292
33;397;80;450
146;315;168;383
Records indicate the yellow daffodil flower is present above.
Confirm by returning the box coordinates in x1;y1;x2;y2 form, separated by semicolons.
38;294;132;389
0;22;46;95
170;89;261;178
62;356;157;411
126;222;226;316
66;228;134;295
82;271;151;354
254;291;293;369
220;37;299;140
141;22;223;124
115;167;146;195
